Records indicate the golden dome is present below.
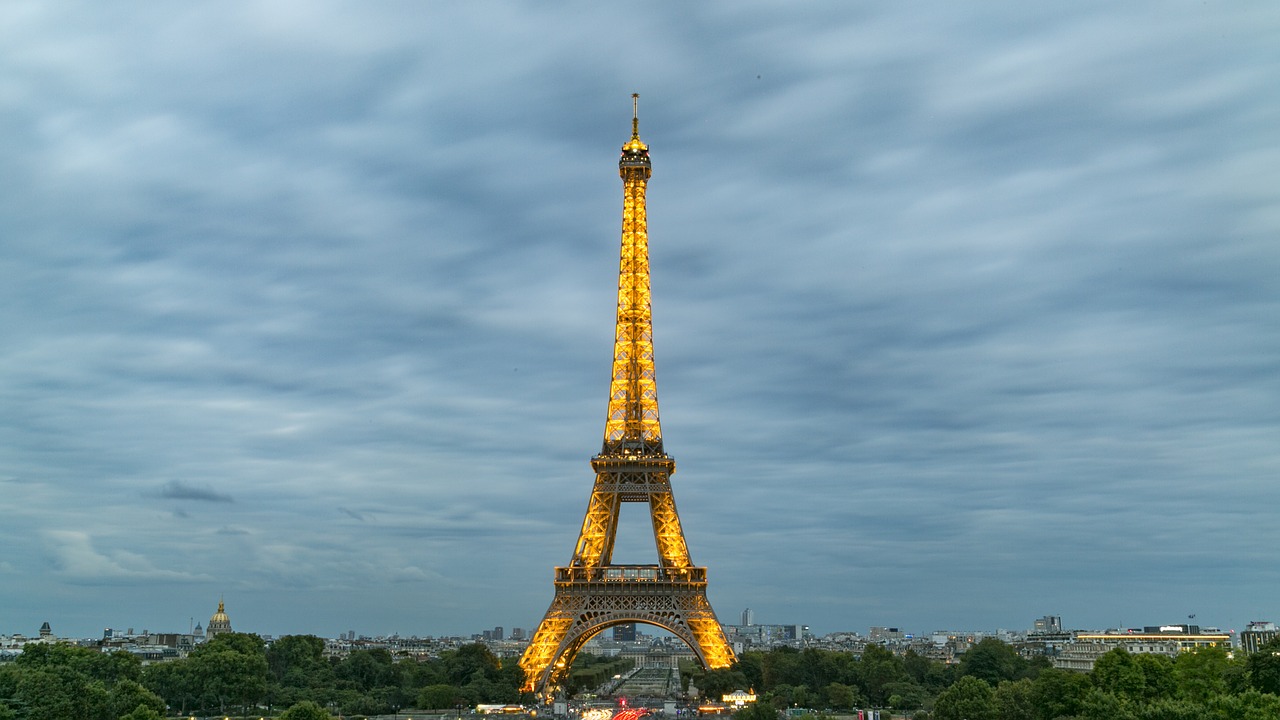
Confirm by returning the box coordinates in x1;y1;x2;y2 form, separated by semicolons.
208;598;233;635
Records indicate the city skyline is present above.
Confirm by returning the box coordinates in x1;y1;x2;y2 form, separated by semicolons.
3;601;1239;644
3;3;1278;641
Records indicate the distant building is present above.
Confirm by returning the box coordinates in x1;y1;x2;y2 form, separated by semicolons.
1033;616;1063;634
613;623;637;642
38;622;52;639
869;627;905;643
741;608;754;627
1053;627;1231;672
207;599;233;636
1241;622;1279;653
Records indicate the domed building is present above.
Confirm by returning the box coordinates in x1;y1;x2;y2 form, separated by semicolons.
207;598;233;636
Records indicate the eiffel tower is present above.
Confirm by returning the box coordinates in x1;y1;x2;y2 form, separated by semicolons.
519;96;736;696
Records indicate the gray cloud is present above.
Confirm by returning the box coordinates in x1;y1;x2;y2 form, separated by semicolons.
1;1;1277;639
157;480;234;503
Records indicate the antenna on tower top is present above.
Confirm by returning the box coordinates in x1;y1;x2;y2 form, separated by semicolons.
631;93;640;138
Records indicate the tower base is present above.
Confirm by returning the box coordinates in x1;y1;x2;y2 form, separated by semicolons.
519;567;734;696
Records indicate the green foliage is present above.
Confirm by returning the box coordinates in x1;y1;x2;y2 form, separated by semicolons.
142;655;198;714
1246;636;1280;695
736;651;766;691
1077;686;1136;720
0;644;157;720
186;632;270;713
733;701;780;720
932;675;995;720
5;632;1266;720
992;678;1035;720
1091;648;1145;699
1128;696;1202;720
902;648;952;691
1029;666;1089;720
1132;652;1175;701
822;681;859;710
195;630;267;657
109;678;166;719
1209;688;1280;719
279;699;335;720
15;644;142;684
268;634;328;682
958;638;1029;685
337;648;397;691
565;653;634;696
883;680;925;712
762;647;805;688
420;682;464;709
700;668;751;700
118;704;166;720
859;644;908;706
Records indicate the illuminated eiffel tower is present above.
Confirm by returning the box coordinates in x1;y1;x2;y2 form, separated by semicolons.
519;96;735;696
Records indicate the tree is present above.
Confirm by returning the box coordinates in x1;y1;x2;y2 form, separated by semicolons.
268;635;328;682
992;678;1035;720
958;638;1027;686
883;680;925;712
118;705;165;720
1127;697;1201;720
8;664;112;720
734;702;780;720
1210;689;1280;720
735;651;767;691
1076;687;1136;720
1029;667;1089;720
279;699;335;720
442;644;502;686
823;681;857;710
200;631;267;657
1091;648;1144;700
337;648;398;692
109;678;166;719
142;657;198;715
902;649;951;691
1246;637;1280;695
700;668;750;700
931;675;995;720
858;644;907;706
188;633;270;713
1132;652;1175;701
763;647;805;689
420;683;463;709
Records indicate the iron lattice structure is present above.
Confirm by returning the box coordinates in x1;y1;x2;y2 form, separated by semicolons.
519;96;735;696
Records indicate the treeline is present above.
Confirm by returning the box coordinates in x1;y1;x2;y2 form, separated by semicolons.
0;633;526;719
563;654;636;696
691;637;1280;720
5;633;1280;720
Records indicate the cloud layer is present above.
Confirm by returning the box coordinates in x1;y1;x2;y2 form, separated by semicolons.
2;2;1277;639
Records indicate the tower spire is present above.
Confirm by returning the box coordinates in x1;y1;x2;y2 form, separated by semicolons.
607;92;657;454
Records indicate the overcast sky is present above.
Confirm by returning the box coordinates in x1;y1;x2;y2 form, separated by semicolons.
3;2;1278;642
